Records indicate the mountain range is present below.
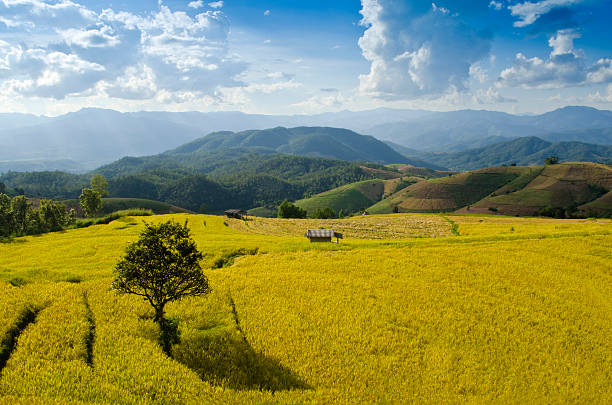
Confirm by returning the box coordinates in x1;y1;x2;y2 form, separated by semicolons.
2;106;612;173
398;137;612;171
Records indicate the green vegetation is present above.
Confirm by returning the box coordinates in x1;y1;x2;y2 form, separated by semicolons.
295;179;385;216
74;209;153;229
112;220;211;356
277;201;307;218
90;174;109;196
0;194;74;238
79;188;102;218
314;207;337;219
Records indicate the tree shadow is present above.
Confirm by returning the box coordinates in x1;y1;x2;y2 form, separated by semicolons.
173;325;311;392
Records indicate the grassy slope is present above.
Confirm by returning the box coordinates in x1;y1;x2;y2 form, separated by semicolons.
371;163;612;216
0;214;611;403
295;179;386;215
370;166;530;213
466;162;612;215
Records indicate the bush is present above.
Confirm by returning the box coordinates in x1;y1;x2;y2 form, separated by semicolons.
278;200;307;219
314;207;336;219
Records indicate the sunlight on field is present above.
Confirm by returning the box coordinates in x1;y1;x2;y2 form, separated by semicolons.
227;214;451;239
0;213;611;403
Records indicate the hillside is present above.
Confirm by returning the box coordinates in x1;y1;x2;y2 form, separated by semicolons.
295;179;388;216
166;126;411;165
294;166;451;216
369;162;612;217
402;137;612;171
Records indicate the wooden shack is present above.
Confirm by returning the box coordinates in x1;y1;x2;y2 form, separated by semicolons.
305;229;343;243
225;209;247;219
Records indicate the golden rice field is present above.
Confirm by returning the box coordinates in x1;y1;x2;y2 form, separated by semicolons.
0;213;611;404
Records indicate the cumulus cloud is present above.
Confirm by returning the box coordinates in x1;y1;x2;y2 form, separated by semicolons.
264;10;271;16
497;29;612;89
208;1;223;9
588;84;612;103
475;87;517;104
509;0;583;27
0;0;246;100
188;0;203;9
358;0;491;100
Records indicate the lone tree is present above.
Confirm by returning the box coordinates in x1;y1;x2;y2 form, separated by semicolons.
79;188;102;217
90;174;109;197
112;220;210;355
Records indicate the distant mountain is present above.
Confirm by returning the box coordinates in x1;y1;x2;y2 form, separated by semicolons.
0;108;206;171
168;126;409;164
368;106;612;151
96;126;422;178
2;105;612;173
400;137;612;171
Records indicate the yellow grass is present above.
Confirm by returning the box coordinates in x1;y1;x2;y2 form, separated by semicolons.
0;213;611;403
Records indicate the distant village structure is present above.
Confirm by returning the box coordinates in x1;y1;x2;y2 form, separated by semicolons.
224;209;248;220
305;229;343;243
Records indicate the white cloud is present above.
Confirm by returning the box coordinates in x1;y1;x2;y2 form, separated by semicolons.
509;0;583;27
475;87;517;104
60;25;120;48
588;84;612;103
264;10;271;16
0;1;247;100
431;3;449;14
489;1;503;11
358;0;491;100
587;59;612;84
208;1;223;9
497;29;612;89
292;92;347;112
469;63;488;84
188;0;203;9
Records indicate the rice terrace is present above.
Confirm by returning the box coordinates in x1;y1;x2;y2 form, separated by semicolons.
0;212;610;403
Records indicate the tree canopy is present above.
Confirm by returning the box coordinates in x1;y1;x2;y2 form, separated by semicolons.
112;220;210;355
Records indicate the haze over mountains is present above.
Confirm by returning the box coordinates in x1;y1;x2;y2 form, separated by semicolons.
1;106;612;173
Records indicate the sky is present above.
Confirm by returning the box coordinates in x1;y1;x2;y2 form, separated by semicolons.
1;0;611;116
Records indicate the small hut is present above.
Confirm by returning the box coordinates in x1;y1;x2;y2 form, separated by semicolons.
305;229;343;243
225;209;247;220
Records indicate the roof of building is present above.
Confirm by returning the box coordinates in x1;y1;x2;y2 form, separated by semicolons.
305;229;343;238
225;209;247;214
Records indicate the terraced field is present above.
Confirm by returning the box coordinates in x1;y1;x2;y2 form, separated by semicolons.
0;213;611;403
370;163;612;216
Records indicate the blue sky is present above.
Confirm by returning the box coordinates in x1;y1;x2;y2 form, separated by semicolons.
1;0;611;116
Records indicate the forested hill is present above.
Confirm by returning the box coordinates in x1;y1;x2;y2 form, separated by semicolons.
0;154;409;213
397;137;612;171
96;126;436;179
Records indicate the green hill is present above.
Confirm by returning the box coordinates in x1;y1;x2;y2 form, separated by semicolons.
295;179;387;216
